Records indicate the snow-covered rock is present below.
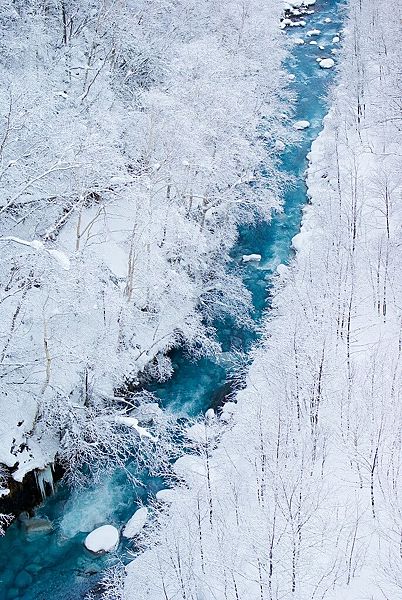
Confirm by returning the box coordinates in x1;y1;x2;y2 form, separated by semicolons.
275;140;286;151
294;38;305;45
324;17;331;23
84;525;119;554
310;40;318;45
123;508;148;539
242;253;262;262
319;58;335;69
333;36;340;42
293;120;310;130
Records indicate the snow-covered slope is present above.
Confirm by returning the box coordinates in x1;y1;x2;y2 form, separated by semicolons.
123;0;402;597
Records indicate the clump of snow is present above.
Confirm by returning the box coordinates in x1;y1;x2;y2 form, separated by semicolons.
294;38;305;45
115;416;157;440
319;58;335;69
276;263;290;277
324;17;331;23
293;120;310;130
288;74;296;80
319;45;325;50
307;29;321;36
310;40;318;45
156;489;175;503
242;254;262;262
333;36;340;42
84;525;119;554
275;140;286;151
123;508;148;539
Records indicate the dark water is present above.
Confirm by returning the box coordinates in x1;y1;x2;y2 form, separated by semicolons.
0;3;344;598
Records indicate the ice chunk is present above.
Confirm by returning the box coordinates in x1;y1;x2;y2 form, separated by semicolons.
333;36;340;42
324;17;331;23
319;58;335;69
293;120;310;130
309;40;318;45
242;254;262;262
84;525;119;554
294;38;305;45
307;29;321;36
123;507;148;538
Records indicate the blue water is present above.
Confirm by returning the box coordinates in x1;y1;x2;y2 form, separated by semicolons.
0;3;344;598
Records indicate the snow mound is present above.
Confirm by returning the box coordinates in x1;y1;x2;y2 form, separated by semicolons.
156;489;175;503
123;507;148;538
319;58;335;69
307;29;321;36
293;120;310;130
84;525;119;554
294;38;305;45
333;36;340;42
324;17;331;23
242;254;262;262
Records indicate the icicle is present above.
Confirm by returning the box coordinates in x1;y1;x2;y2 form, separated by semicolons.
35;464;54;501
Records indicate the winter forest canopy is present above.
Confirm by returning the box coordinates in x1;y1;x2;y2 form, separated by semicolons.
0;0;288;487
1;0;402;599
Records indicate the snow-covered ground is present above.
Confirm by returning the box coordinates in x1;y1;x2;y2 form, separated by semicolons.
122;0;402;597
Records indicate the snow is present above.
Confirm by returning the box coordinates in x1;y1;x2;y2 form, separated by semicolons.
294;38;305;44
84;525;119;554
333;36;340;42
324;17;332;23
242;253;262;262
307;29;321;36
319;58;335;68
123;507;148;538
309;40;318;45
115;416;157;440
293;120;310;130
155;489;175;503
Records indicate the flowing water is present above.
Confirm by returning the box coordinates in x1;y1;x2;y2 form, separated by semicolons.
0;2;344;598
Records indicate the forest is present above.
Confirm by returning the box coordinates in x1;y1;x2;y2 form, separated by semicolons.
1;0;401;599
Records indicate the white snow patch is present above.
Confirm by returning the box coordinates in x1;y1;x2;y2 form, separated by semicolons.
84;525;119;554
319;58;335;69
307;29;321;36
293;120;310;130
333;36;340;42
294;38;305;45
242;253;262;262
156;489;175;503
275;140;286;151
123;507;148;538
